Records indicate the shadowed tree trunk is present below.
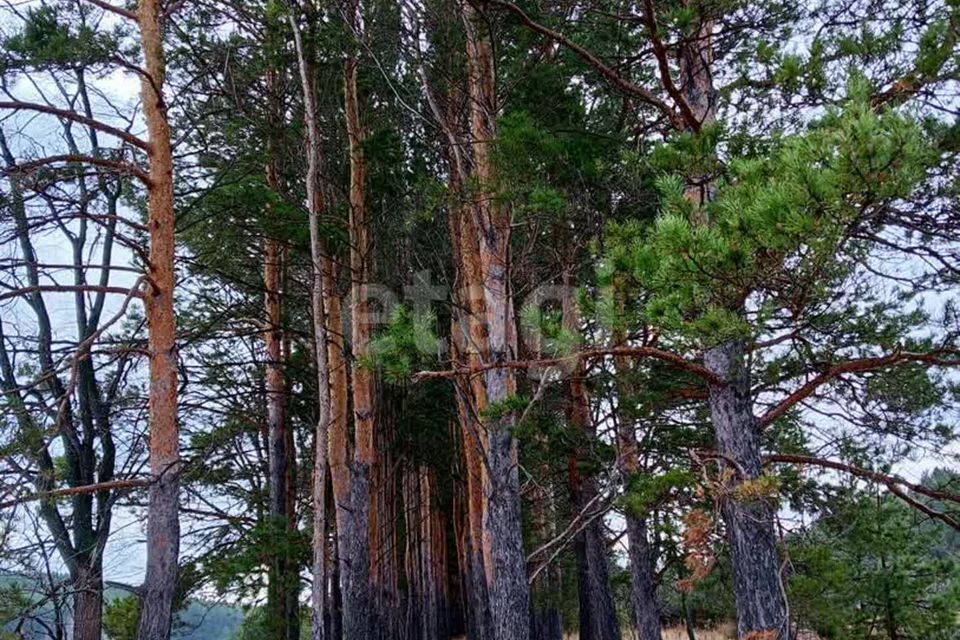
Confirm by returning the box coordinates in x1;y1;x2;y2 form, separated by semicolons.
371;397;400;640
264;154;298;640
136;0;180;638
612;306;661;640
682;592;697;640
404;465;449;640
679;17;788;639
528;453;562;640
562;280;621;640
72;564;103;640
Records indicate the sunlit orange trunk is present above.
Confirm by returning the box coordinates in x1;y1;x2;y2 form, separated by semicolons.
446;143;492;639
325;260;350;513
136;1;178;638
340;3;376;637
461;3;529;639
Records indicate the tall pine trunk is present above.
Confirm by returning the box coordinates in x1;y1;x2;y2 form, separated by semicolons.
340;3;375;637
679;18;788;639
461;4;530;639
264;154;298;640
612;310;661;640
447;113;493;640
290;7;333;638
403;465;449;640
563;281;621;640
136;1;179;637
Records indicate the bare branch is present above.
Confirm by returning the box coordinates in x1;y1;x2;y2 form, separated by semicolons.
0;101;149;151
768;454;960;530
485;0;682;128
0;479;149;510
759;349;960;428
0;285;144;302
767;453;960;506
3;154;150;184
413;345;720;384
80;0;137;21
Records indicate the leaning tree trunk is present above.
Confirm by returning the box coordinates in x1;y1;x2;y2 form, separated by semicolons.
679;17;789;640
462;4;530;640
136;1;179;638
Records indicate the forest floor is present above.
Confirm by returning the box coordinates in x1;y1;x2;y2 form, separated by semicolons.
559;625;821;639
660;627;733;640
555;626;736;640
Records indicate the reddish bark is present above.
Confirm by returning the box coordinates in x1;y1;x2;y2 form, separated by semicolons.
461;4;530;639
136;1;180;638
339;4;376;637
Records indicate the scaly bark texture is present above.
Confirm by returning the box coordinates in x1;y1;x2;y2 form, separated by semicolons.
290;7;332;638
340;2;375;637
704;342;787;638
447;136;492;640
679;18;788;639
136;1;179;638
461;3;530;639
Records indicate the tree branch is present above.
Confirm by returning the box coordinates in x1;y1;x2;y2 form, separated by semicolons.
767;453;960;530
485;0;682;128
0;101;148;151
80;0;137;20
0;285;144;302
759;349;960;428
640;0;701;131
0;478;149;510
413;346;720;384
3;154;150;184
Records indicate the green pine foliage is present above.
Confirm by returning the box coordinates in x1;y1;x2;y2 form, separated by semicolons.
604;92;934;344
789;489;960;639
